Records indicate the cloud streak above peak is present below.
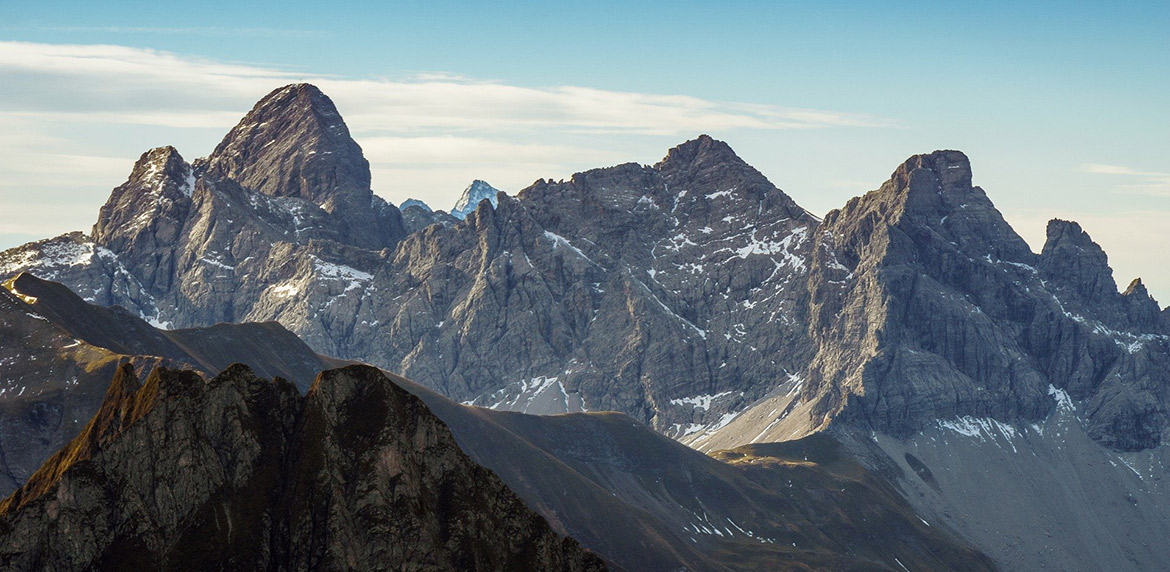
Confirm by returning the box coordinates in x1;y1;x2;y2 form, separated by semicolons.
0;41;889;135
6;26;331;39
0;40;890;249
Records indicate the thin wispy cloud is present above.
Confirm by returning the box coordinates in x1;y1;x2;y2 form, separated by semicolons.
4;26;330;39
0;40;891;245
1080;163;1170;196
0;41;889;135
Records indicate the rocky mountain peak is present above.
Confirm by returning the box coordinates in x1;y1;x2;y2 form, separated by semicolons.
126;146;193;196
199;83;404;250
866;150;976;221
788;149;1170;454
401;198;432;212
853;148;1035;265
655;135;756;188
92;145;194;259
452;180;502;219
656;134;740;171
1118;277;1165;330
204;83;371;206
0;363;608;571
83;363;145;448
400;197;457;233
1041;218;1090;246
1038;218;1118;308
653;134;809;220
887;149;973;196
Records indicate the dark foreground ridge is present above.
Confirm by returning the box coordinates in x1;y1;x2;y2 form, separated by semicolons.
0;364;606;572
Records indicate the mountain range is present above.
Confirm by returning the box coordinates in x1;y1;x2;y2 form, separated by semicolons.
2;83;1169;571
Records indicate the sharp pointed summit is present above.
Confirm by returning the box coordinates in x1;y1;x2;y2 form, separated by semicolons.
92;146;194;267
451;180;502;220
198;83;405;250
205;83;371;205
657;134;742;170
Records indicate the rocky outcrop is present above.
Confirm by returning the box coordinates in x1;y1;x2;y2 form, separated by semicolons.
1038;220;1164;332
0;364;607;572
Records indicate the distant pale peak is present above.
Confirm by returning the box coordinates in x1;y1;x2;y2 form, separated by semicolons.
451;180;503;220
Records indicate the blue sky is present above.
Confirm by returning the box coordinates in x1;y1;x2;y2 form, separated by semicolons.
2;1;1169;300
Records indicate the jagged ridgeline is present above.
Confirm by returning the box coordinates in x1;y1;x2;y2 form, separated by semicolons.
1;83;1168;455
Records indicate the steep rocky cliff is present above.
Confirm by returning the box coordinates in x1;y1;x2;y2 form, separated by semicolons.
796;151;1169;450
0;364;606;572
681;151;1169;455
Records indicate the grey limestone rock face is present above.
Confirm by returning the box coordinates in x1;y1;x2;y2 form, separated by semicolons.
358;134;818;437
798;151;1170;450
1;115;819;438
2;83;1167;453
203;83;404;250
802;151;1048;434
0;364;607;572
92;146;194;295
